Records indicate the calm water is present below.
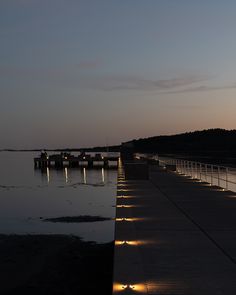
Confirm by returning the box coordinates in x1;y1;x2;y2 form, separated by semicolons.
0;152;118;242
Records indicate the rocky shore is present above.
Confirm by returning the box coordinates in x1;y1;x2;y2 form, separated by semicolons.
0;234;114;295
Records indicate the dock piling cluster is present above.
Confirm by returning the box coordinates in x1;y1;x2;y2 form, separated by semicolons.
34;152;119;169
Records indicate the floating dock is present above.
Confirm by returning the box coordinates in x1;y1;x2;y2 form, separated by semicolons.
34;152;119;169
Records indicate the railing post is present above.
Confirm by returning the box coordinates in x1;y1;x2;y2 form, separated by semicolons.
218;166;220;187
226;167;229;191
200;163;202;181
167;158;234;192
211;165;213;186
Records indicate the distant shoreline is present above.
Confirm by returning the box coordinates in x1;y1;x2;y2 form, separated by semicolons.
0;147;121;152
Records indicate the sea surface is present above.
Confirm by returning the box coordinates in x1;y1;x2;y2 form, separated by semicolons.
0;151;118;242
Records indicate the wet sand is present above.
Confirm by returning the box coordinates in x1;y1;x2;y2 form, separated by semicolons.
0;234;114;295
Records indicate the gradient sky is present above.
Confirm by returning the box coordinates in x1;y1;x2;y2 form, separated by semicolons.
1;0;236;149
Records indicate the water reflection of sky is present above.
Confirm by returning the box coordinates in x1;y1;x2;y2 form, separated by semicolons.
0;152;117;242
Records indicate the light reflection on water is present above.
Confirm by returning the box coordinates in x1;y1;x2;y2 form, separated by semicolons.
0;152;117;242
83;167;87;184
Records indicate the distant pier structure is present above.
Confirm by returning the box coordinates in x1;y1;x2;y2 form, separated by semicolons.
34;151;119;169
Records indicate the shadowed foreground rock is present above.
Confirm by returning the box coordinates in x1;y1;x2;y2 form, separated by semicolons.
43;215;111;223
0;235;114;295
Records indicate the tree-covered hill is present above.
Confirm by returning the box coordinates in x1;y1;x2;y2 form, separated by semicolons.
123;129;236;156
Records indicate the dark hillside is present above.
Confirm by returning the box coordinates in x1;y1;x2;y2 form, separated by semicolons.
124;129;236;157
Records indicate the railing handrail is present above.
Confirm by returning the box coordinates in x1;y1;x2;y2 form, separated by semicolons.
174;158;236;171
158;156;236;192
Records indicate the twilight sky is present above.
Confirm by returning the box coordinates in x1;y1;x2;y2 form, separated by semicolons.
1;0;236;149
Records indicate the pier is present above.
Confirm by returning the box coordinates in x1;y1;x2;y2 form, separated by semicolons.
113;160;236;294
34;152;119;169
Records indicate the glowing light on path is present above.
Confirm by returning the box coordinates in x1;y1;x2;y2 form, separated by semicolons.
113;283;146;292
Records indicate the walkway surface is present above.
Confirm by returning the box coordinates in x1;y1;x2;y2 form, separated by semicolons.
112;165;236;295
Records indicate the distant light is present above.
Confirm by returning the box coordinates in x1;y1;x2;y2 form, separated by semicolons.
83;157;86;160
64;156;67;160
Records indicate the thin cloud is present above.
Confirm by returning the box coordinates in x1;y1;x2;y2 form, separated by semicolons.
86;75;236;94
85;75;208;92
162;83;236;94
1;65;235;94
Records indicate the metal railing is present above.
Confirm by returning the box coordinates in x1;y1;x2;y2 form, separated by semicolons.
159;157;236;192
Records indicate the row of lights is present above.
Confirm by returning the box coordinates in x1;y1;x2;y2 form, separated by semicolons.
115;169;139;292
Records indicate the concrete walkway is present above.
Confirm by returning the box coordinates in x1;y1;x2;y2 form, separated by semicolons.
112;166;236;295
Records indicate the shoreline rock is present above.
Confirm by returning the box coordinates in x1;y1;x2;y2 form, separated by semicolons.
0;234;114;295
43;215;111;223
